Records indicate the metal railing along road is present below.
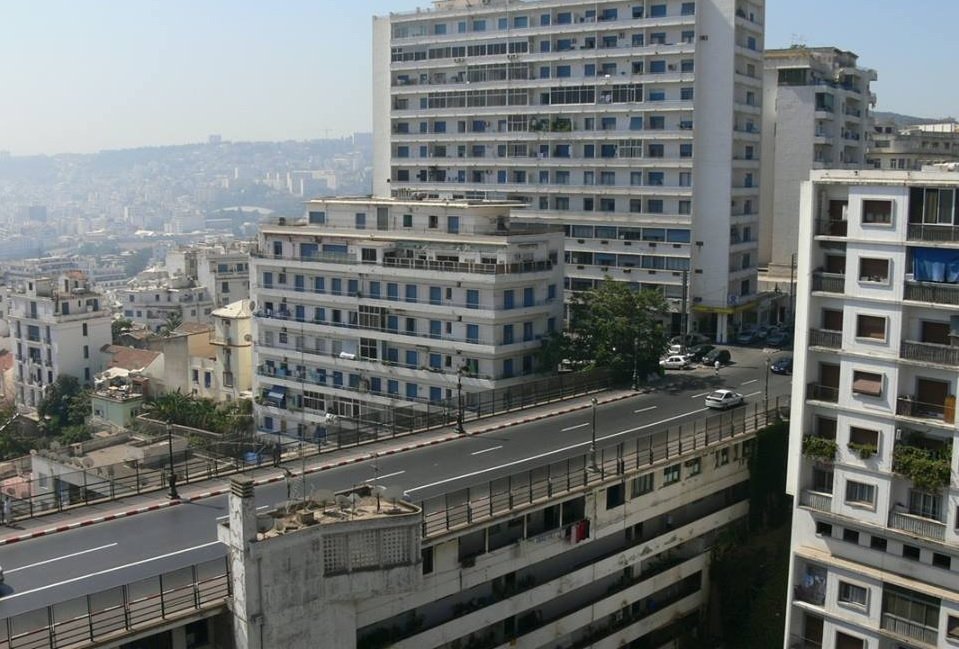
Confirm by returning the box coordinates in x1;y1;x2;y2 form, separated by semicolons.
0;558;230;649
418;399;785;539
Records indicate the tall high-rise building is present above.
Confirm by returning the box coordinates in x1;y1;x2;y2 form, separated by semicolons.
758;47;875;320
6;272;112;408
785;169;959;649
373;0;766;341
250;198;564;442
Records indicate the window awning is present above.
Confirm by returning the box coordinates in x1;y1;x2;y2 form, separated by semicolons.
852;374;882;396
267;385;288;401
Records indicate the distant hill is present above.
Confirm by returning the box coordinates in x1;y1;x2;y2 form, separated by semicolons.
873;111;957;127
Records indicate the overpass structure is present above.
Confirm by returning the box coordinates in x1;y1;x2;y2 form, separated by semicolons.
0;360;792;649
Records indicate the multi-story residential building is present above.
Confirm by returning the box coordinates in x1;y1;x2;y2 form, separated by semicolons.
250;197;564;442
785;169;959;649
5;272;111;408
867;119;959;172
167;241;253;308
373;0;766;341
209;299;253;401
758;47;875;321
118;276;214;333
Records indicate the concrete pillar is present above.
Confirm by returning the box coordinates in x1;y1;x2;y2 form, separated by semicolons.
220;477;261;649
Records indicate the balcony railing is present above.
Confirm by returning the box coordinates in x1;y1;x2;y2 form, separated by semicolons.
896;395;954;424
800;490;833;512
880;613;939;646
254;252;554;276
904;281;959;305
907;222;959;243
900;340;959;366
814;219;847;237
888;510;946;542
811;272;845;293
807;383;839;403
809;328;842;349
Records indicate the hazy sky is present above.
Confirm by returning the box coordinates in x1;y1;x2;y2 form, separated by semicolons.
0;0;954;156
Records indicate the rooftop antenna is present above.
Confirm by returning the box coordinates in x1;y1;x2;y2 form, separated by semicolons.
790;33;806;48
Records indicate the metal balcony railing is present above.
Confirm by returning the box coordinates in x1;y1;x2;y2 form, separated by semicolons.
896;395;954;424
904;281;959;305
811;272;844;293
880;613;939;646
907;222;959;243
888;510;946;542
800;490;833;512
807;382;839;403
809;328;842;349
900;340;959;366
814;219;847;237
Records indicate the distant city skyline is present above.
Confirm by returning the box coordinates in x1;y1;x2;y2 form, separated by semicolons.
1;0;955;156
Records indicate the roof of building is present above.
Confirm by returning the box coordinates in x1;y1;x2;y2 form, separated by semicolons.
212;299;252;319
173;322;212;335
101;345;161;371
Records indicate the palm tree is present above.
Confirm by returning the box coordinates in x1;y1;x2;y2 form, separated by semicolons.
161;311;184;336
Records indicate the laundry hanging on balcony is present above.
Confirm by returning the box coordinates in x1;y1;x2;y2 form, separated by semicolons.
913;248;959;283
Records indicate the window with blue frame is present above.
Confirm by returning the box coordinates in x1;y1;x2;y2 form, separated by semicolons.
667;229;691;243
348;279;358;295
369;281;381;298
523;287;534;306
650;60;666;74
405;284;417;303
557;11;571;24
466;324;479;343
314;307;325;322
681;2;695;15
648;172;665;186
503;359;514;377
397;146;409;158
523;322;533;341
388;380;399;395
548;284;557;300
294;305;305;322
314;277;325;293
406;383;418;399
349;374;360;388
333;371;343;387
387;283;399;300
429;320;441;339
548;317;556;333
514;15;528;28
405;350;418;367
429;286;442;305
557;65;571;78
504;289;515;309
386;316;398;333
648;90;666;101
434;121;446;133
540;13;550;25
600;7;617;20
503;324;514;344
557;39;574;51
308;211;325;224
263;271;273;288
430;386;443;402
595;252;617;267
434;23;446;35
355;213;366;229
370;377;382;393
429;353;442;369
466;289;479;309
447;216;459;233
457;21;466;33
472;19;486;31
650;4;667;17
498;17;507;29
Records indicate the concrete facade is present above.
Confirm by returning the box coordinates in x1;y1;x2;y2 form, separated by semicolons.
373;0;766;341
868;120;959;172
785;169;959;649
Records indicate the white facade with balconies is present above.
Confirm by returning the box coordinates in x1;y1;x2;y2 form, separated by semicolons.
373;0;766;341
250;198;564;443
785;169;959;649
5;272;112;408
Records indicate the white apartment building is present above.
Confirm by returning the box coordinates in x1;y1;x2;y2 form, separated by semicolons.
758;47;875;320
5;272;111;408
868;120;959;172
373;0;765;341
167;242;253;308
118;277;214;333
250;198;564;442
209;299;253;401
785;170;959;649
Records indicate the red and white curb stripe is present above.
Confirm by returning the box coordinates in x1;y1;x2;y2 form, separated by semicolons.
0;391;633;545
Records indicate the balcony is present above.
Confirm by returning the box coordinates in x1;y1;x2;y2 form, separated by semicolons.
809;328;841;349
880;614;939;647
904;280;959;306
888;510;946;542
811;272;844;294
907;222;959;243
896;395;954;425
900;340;959;367
807;383;839;403
813;219;847;237
800;490;833;512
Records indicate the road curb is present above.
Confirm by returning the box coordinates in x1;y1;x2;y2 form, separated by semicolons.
0;391;635;545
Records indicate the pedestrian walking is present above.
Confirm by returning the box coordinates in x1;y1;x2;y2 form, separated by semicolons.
714;360;721;376
3;496;11;526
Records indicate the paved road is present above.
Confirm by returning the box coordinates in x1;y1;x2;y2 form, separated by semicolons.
0;347;792;618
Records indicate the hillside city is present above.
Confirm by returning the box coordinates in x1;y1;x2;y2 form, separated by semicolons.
1;1;959;649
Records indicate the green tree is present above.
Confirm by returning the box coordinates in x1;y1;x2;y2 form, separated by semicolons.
111;317;134;343
161;311;184;336
542;278;669;381
38;375;83;432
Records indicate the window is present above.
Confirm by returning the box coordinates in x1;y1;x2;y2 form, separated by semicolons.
663;463;680;485
844;480;876;507
466;324;479;344
870;535;887;552
842;528;860;544
856;315;886;341
909;489;942;520
82;323;88;336
685;457;701;476
851;370;883;396
933;552;951;569
355;212;366;229
862;200;892;224
816;521;833;537
859;258;889;283
680;2;695;15
631;473;654;497
606;483;625;509
948;616;959;641
834;632;864;649
838;582;868;609
848;427;879;456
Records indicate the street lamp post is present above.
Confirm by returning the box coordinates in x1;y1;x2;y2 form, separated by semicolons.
166;422;179;500
631;336;639;391
589;397;598;471
456;367;465;434
764;356;770;414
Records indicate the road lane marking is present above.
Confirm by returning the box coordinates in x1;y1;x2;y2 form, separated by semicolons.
744;391;762;398
3;541;222;600
365;470;405;482
6;543;118;574
471;446;503;456
561;423;589;432
405;407;710;494
741;379;758;385
634;406;658;414
217;505;270;521
691;392;710;399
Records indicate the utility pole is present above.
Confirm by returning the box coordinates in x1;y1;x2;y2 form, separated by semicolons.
589;397;598;471
456;367;465;434
680;269;689;352
631;336;639;391
166;422;179;500
764;357;771;414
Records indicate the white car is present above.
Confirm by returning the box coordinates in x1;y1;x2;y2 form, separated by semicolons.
705;389;744;410
659;355;692;370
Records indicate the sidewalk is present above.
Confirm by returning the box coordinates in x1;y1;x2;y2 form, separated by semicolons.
0;387;638;545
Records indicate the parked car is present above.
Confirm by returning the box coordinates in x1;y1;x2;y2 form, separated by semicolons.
705;389;744;410
735;328;760;345
702;348;732;366
766;329;792;348
771;355;793;375
687;344;716;363
670;333;710;348
659;355;692;370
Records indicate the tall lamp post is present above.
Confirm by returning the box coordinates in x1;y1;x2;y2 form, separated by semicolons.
589;397;598;471
456;365;465;434
764;356;771;414
631;336;640;391
166;422;179;500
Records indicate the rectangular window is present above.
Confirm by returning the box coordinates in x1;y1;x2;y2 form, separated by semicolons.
663;463;680;485
856;314;886;341
858;258;889;283
862;200;892;224
835;632;864;649
355;212;366;229
851;370;883;397
844;480;876;507
631;473;654;496
605;483;625;509
466;324;479;343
